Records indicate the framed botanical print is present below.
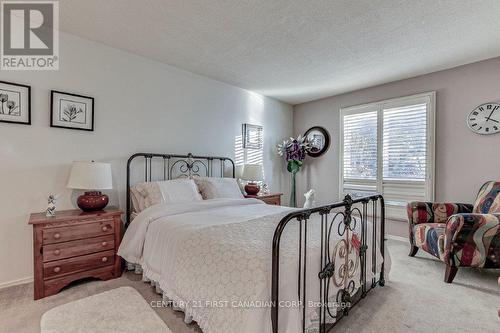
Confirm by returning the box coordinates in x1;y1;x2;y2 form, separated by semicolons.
50;90;94;131
242;123;263;149
0;80;31;125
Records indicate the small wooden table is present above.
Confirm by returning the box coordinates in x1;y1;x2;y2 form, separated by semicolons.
244;193;283;206
29;207;123;299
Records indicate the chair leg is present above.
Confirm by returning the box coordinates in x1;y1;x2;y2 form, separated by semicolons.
409;244;419;257
444;265;458;283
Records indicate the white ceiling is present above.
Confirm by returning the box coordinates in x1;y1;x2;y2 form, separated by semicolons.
59;0;500;105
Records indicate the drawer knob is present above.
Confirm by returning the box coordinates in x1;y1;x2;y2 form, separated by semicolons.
101;241;107;247
102;226;108;232
101;257;108;263
53;267;61;273
53;233;61;239
54;249;61;256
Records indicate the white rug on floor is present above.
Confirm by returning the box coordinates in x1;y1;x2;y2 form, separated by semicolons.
41;286;172;333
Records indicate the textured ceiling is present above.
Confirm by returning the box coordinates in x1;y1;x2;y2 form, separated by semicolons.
59;0;500;105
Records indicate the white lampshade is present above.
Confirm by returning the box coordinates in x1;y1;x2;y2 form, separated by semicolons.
242;164;264;181
67;161;112;190
235;165;245;179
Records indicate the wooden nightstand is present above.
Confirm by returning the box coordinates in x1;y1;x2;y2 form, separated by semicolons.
245;193;283;205
29;207;123;300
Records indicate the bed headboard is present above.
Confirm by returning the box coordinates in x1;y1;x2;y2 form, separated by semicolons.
126;153;235;226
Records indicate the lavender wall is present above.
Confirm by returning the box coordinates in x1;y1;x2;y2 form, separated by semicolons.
294;57;500;207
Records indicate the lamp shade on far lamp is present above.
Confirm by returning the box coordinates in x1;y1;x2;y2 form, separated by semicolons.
235;165;245;180
67;161;112;212
242;164;264;195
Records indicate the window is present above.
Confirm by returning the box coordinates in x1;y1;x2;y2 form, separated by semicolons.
340;92;435;219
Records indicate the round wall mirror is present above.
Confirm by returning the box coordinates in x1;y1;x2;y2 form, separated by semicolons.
304;126;330;157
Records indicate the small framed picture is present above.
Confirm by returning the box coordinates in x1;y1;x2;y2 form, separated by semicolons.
51;90;94;131
242;123;263;149
0;80;31;125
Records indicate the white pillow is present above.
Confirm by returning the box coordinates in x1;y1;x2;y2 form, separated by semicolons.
194;177;244;199
134;179;202;208
157;178;202;203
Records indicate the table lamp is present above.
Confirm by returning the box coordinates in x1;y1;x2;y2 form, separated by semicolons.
67;161;112;211
242;164;264;195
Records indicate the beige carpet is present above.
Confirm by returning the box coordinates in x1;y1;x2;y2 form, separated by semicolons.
333;240;499;332
40;287;171;333
0;239;498;333
0;271;200;333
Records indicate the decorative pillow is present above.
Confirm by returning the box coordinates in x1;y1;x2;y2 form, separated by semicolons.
134;179;202;208
130;187;147;213
135;182;163;208
194;177;244;199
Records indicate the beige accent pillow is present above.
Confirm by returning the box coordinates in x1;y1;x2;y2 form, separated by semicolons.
134;182;163;208
130;187;147;213
194;177;243;199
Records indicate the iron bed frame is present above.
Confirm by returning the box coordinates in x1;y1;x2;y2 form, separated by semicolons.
126;152;385;333
271;194;385;333
126;152;235;226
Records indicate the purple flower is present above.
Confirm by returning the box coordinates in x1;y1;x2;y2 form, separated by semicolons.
279;137;307;163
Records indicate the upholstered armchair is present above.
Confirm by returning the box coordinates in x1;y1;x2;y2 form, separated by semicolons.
407;181;500;283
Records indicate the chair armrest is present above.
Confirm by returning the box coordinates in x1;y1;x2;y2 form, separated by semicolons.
443;213;500;267
407;201;473;225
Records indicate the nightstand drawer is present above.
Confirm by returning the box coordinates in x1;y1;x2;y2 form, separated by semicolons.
245;193;282;206
43;250;115;280
43;235;115;262
262;196;281;205
42;220;114;244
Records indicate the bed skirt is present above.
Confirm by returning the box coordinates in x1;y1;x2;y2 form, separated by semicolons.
125;261;336;333
125;262;195;324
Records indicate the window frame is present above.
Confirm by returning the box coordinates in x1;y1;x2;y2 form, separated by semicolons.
339;92;436;219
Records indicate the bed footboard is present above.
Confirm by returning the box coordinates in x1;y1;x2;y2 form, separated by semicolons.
271;194;385;333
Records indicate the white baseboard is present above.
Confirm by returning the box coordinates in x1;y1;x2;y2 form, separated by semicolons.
386;234;408;243
0;276;33;290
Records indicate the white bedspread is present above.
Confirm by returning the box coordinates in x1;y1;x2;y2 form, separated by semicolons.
118;198;389;333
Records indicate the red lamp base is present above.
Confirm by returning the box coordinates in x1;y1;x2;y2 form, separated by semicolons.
77;191;109;212
244;183;260;195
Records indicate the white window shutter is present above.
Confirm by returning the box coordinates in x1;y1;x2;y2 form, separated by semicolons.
383;103;427;181
342;110;378;197
341;92;435;220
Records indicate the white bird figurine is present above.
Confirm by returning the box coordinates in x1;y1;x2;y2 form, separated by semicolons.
303;189;316;208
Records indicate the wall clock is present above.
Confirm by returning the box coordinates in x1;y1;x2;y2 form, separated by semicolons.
467;102;500;135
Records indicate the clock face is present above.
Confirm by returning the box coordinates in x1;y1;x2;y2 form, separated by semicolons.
467;103;500;135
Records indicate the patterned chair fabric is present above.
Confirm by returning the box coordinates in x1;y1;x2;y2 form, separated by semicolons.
407;202;473;248
407;202;473;225
407;181;500;277
473;181;500;214
443;213;500;268
413;223;445;259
